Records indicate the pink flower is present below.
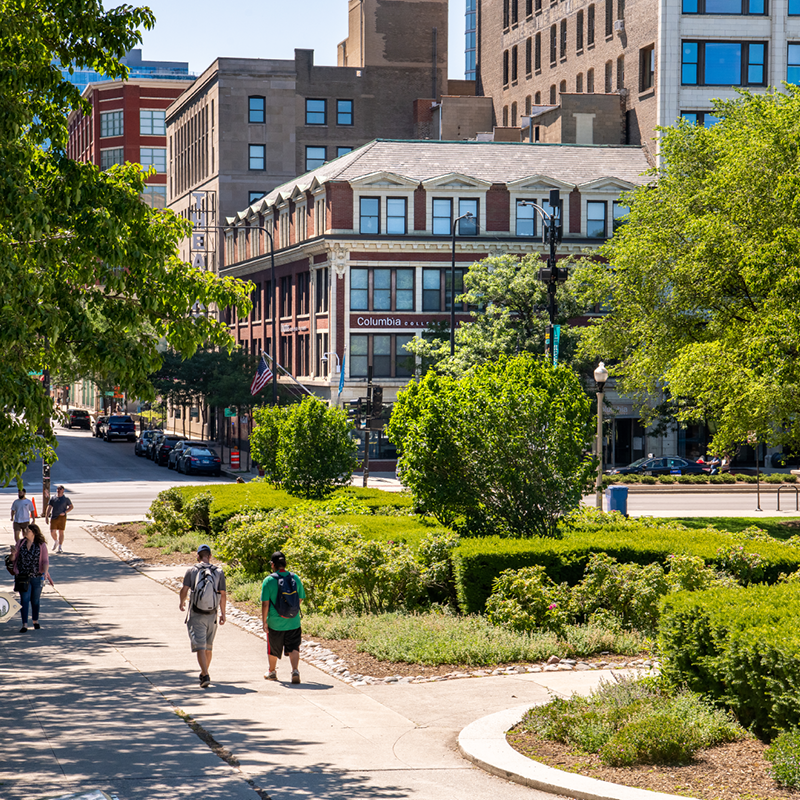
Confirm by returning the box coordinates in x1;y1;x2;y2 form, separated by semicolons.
548;603;558;610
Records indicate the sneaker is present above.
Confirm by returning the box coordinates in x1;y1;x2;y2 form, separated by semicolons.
33;623;40;630
200;674;210;688
264;670;278;681
291;670;301;684
57;545;63;553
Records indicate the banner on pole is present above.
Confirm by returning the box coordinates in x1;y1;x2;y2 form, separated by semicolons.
553;325;561;367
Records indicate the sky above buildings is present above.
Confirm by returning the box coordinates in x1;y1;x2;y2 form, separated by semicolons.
138;0;467;79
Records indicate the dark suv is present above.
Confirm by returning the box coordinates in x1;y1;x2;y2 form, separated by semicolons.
67;409;91;430
155;435;187;466
103;415;136;442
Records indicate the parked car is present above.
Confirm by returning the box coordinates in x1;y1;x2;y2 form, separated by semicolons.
167;439;208;470
102;415;136;442
608;456;707;476
92;415;108;437
155;434;187;466
147;431;166;460
177;446;222;476
67;409;91;430
135;430;158;457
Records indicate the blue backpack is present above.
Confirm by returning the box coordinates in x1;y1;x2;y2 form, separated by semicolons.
271;571;300;618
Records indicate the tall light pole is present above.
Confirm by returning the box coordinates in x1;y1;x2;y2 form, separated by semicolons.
221;223;278;406
518;189;567;365
450;211;473;357
594;361;608;509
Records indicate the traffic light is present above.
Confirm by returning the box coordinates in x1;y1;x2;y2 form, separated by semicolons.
347;398;362;428
537;267;569;284
371;386;383;419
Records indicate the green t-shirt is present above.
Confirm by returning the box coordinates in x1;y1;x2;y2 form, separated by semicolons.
261;570;305;631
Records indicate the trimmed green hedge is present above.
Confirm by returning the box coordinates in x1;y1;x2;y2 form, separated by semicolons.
172;483;413;533
452;518;800;614
659;582;800;739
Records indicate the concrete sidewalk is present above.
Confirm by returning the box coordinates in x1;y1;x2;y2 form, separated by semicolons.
1;522;616;800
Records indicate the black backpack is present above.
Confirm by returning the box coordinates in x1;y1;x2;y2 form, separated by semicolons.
270;571;300;618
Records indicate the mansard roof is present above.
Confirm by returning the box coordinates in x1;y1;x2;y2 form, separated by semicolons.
234;138;651;221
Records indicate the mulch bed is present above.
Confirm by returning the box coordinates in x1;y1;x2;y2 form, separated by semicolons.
507;728;797;800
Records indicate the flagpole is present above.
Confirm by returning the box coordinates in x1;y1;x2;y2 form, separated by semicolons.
262;351;314;397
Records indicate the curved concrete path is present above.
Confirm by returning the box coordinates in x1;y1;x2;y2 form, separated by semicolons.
459;704;685;800
0;520;645;800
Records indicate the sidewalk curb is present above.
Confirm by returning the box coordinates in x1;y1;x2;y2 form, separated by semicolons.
612;485;798;494
458;703;693;800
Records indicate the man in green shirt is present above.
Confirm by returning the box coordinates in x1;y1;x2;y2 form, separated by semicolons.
261;551;306;684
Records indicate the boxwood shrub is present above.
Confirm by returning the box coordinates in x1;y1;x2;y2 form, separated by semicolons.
452;515;800;614
659;582;800;739
171;483;413;533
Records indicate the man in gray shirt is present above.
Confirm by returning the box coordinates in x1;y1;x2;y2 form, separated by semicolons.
10;489;36;542
46;485;73;553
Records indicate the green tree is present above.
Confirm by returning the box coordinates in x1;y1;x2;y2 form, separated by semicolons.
388;354;595;537
0;0;250;484
575;88;800;454
405;254;586;375
250;396;358;498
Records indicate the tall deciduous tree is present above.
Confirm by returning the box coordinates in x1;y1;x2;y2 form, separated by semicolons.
575;89;800;454
388;354;595;538
404;254;586;376
0;0;250;484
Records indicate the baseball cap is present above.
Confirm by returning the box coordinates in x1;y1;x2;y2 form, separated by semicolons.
197;544;212;555
271;551;286;567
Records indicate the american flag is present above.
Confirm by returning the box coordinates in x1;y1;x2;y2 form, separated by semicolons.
250;356;273;396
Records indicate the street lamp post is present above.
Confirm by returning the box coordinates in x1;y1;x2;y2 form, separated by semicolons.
450;211;474;357
594;361;608;509
221;223;278;406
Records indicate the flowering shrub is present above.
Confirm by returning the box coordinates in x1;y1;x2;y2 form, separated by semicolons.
714;544;766;585
574;553;669;633
485;565;573;633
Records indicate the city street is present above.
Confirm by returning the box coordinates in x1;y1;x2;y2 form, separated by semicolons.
0;427;228;521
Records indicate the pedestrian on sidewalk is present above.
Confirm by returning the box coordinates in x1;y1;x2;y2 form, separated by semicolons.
261;551;305;684
179;544;226;688
46;485;73;553
10;489;36;543
11;523;50;633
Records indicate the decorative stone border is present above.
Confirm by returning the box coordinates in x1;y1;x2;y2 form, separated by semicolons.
87;526;660;687
458;703;684;800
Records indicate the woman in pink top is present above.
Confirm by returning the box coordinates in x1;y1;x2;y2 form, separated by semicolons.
11;523;50;633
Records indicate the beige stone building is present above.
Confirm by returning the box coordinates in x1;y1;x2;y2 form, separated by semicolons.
475;0;800;159
166;0;451;273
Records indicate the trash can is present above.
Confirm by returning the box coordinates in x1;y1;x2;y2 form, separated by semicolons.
605;485;628;515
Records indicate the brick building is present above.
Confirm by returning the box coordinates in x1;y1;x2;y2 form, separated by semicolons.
166;0;455;274
221;138;650;465
475;0;800;159
67;78;194;210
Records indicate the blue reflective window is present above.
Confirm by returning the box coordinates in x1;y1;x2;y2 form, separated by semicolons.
791;0;800;13
747;43;765;84
337;99;353;126
705;0;742;10
459;199;479;235
305;99;326;125
749;0;765;12
704;42;741;84
360;198;380;234
789;43;800;83
681;112;699;124
682;42;698;84
682;0;699;10
432;199;452;235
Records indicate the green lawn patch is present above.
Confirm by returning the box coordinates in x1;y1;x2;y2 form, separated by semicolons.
173;482;413;533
